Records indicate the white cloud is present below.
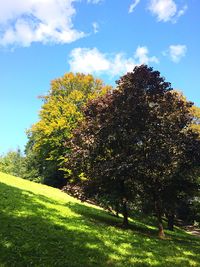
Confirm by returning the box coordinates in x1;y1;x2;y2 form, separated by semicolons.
87;0;102;3
176;5;188;20
134;46;159;64
92;22;99;34
69;48;110;74
148;0;187;23
0;0;85;47
129;0;141;13
167;45;187;63
69;46;159;77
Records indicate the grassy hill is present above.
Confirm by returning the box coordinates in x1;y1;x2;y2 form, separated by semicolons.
0;172;199;267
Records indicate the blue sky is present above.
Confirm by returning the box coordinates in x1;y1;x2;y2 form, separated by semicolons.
0;0;199;154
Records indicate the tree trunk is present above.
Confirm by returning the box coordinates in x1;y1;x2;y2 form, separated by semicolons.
122;199;128;227
158;217;165;238
115;202;119;218
155;200;165;238
167;213;175;231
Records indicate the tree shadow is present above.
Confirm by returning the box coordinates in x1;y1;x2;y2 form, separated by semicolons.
0;182;112;267
0;181;200;267
65;201;159;237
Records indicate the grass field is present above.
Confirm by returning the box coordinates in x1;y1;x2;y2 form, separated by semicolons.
0;172;199;267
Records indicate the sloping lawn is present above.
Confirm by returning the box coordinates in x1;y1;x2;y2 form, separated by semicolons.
0;172;199;267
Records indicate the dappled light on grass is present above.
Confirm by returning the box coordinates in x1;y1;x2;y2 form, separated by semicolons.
0;172;200;266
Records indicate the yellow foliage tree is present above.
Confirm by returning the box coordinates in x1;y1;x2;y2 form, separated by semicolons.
191;105;200;134
27;73;112;187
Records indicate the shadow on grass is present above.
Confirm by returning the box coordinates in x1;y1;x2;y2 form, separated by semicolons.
0;181;200;267
65;201;160;237
0;182;112;267
65;201;199;241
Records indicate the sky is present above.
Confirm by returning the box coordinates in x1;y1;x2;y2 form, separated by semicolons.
0;0;199;154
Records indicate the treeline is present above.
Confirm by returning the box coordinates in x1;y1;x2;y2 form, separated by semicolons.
0;149;42;182
1;65;200;237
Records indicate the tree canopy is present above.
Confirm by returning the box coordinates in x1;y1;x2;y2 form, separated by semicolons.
0;149;25;178
26;73;112;187
67;65;200;236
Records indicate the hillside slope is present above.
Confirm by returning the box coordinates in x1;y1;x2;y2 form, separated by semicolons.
0;172;199;267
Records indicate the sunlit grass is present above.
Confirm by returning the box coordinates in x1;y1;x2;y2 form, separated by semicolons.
0;172;199;267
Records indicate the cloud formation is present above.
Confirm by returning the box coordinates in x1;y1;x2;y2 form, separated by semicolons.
0;0;86;47
87;0;103;3
135;46;159;65
69;47;159;76
148;0;187;23
167;45;187;63
92;22;99;34
129;0;141;13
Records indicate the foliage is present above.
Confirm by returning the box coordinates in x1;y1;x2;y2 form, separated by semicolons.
191;105;200;133
67;65;200;236
0;149;26;178
0;172;200;267
0;149;43;183
23;141;44;183
27;73;112;187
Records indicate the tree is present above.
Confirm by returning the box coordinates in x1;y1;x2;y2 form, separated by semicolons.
23;137;44;183
191;105;200;133
0;149;26;177
162;98;200;230
67;65;200;236
27;73;112;187
67;90;139;227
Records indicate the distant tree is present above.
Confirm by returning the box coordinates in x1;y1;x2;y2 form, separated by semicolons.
0;149;25;177
27;73;112;187
67;65;200;237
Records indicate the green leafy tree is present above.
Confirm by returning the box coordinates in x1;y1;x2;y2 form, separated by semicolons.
0;149;25;177
22;137;44;183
